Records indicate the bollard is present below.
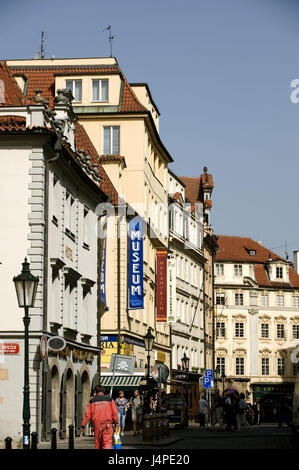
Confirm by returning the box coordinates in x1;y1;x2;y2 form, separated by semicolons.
158;413;164;439
51;428;57;450
5;437;12;450
68;424;74;450
162;413;169;437
152;413;159;440
142;414;153;442
31;432;38;450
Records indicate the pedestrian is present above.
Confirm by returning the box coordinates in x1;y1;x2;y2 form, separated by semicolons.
278;399;291;427
87;388;97;436
256;401;261;425
80;385;119;449
115;390;128;437
224;394;232;431
230;392;239;431
211;388;224;428
236;393;252;431
198;394;209;427
129;389;143;436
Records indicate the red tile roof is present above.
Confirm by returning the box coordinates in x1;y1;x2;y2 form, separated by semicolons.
0;115;26;130
74;122;119;205
180;177;202;203
8;64;147;113
0;62;25;106
216;235;299;289
180;171;214;205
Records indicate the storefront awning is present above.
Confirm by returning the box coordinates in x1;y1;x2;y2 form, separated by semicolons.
100;375;143;389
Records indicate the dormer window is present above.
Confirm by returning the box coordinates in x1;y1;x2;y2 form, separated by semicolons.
65;80;82;102
249;250;256;256
92;79;108;102
276;267;283;279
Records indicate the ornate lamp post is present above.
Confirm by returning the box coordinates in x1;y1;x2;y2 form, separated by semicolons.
221;373;227;396
13;258;39;449
181;353;190;426
144;327;155;412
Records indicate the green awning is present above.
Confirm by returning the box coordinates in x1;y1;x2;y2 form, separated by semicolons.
100;375;142;390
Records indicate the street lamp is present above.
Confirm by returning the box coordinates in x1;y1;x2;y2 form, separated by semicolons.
181;353;190;426
214;366;220;388
144;327;155;413
13;258;39;449
221;373;226;396
181;352;190;372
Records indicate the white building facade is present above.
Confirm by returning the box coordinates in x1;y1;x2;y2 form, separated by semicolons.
0;64;111;443
214;236;299;419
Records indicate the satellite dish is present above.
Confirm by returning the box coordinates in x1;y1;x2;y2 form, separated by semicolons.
151;363;169;382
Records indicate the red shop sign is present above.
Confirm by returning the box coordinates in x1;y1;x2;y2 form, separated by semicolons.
156;250;168;322
0;343;20;355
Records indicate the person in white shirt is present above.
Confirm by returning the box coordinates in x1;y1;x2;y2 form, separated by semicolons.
199;394;209;427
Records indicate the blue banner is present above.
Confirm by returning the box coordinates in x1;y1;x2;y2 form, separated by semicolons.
129;217;144;309
100;218;107;308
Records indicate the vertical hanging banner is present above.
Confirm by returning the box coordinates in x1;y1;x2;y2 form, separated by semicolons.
100;217;108;309
129;217;144;309
156;250;168;322
167;258;176;323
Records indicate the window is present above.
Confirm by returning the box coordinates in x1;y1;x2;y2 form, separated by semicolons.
216;293;225;306
261;323;269;338
235;293;244;306
216;357;225;376
261;294;269;307
250;292;258;306
276;295;284;308
103;126;120;154
293;363;299;376
292;296;299;309
262;358;269;375
65;192;76;238
249;250;256;256
277;324;285;339
83;207;90;248
278;358;285;376
92;79;108;102
216;322;226;338
65;80;82;102
236;357;244;376
276;267;283;279
52;173;59;224
293;325;299;339
234;264;243;276
215;263;224;276
235;322;244;338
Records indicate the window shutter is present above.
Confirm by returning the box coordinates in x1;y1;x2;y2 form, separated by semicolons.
103;127;111;154
112;126;120;154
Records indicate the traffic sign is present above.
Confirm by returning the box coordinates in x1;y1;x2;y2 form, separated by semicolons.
203;376;213;389
205;369;214;379
40;335;47;360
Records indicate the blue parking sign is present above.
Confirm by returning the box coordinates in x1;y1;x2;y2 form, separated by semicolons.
205;369;213;378
203;376;213;389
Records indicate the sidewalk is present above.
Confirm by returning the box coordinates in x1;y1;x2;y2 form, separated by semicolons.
37;430;183;450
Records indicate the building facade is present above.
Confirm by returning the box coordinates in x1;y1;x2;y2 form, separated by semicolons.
6;57;173;396
214;236;299;419
0;62;118;442
167;170;205;420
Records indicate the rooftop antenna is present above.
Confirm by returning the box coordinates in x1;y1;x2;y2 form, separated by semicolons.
103;25;115;57
285;240;289;260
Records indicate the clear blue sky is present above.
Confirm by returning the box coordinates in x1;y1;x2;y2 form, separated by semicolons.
1;0;299;258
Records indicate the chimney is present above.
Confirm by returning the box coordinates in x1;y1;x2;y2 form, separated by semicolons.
294;251;299;274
